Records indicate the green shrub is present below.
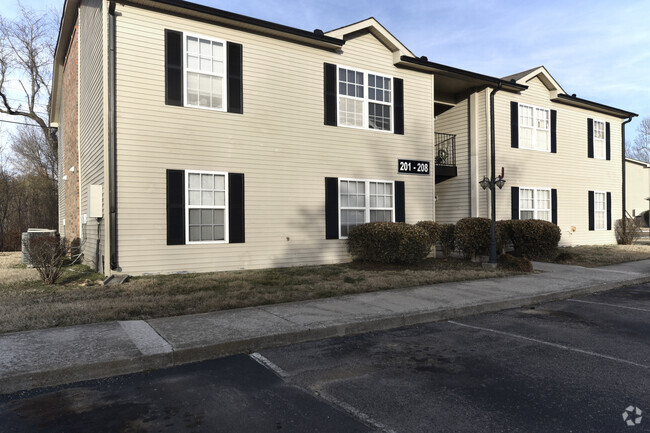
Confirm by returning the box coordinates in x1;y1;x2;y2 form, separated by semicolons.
497;253;533;272
455;217;491;260
615;218;642;245
415;220;442;244
510;219;561;260
495;220;514;254
439;224;456;258
347;222;431;264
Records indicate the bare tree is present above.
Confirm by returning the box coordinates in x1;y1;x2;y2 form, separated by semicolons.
627;117;650;162
10;123;57;182
0;3;57;156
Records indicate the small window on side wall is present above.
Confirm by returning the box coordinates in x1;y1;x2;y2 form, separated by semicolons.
186;171;227;243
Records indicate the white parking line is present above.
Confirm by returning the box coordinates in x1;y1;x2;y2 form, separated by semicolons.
250;352;398;433
448;321;649;369
567;298;650;312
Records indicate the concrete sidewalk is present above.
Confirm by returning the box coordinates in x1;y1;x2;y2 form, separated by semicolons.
1;260;649;395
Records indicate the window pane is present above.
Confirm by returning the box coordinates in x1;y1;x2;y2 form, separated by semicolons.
215;192;225;206
212;42;223;60
187;55;199;70
214;209;224;225
200;57;211;73
211;77;223;109
187;90;198;105
201;209;213;225
214;225;225;241
201;226;212;241
201;191;213;206
189;174;201;189
537;210;550;221
370;210;391;222
519;127;533;149
187;37;198;54
202;174;214;190
189;226;201;242
213;60;224;75
215;175;225;190
521;211;534;220
199;39;211;56
189;190;200;206
189;209;200;225
537;129;549;151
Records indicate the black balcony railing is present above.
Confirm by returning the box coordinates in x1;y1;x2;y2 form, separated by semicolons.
435;132;456;166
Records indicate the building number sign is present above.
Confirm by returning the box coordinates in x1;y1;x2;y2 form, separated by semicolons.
398;159;430;175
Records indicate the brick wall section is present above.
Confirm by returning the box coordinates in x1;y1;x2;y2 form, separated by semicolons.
63;25;80;245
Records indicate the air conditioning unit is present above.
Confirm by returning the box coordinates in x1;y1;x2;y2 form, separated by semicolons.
21;229;58;265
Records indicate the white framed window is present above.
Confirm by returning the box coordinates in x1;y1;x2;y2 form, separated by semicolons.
519;187;551;221
519;103;550;151
186;170;228;243
338;66;392;132
593;120;606;159
594;191;606;230
339;179;394;238
184;33;227;111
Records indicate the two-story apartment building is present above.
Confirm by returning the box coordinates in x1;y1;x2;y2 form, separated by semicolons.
50;0;636;275
625;157;650;219
435;66;637;245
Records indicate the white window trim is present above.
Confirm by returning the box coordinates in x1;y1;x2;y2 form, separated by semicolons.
336;65;393;133
518;103;550;152
592;119;606;160
338;178;395;239
185;169;229;244
593;190;607;231
519;187;552;221
183;32;228;112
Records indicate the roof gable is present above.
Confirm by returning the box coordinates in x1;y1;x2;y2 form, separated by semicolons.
503;66;565;95
326;18;414;58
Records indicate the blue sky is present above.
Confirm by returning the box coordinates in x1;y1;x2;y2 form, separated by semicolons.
3;0;650;140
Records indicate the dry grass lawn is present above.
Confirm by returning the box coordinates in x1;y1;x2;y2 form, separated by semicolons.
554;244;650;267
0;257;520;334
0;252;39;284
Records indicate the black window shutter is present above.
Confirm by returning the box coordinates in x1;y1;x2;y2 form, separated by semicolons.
550;110;557;153
587;119;594;158
325;177;339;239
227;42;243;114
588;191;595;231
324;63;337;126
511;186;519;220
551;188;558;225
165;30;183;106
395;181;405;222
510;102;519;148
228;173;245;243
393;78;404;135
166;169;185;245
606;192;612;230
605;122;611;160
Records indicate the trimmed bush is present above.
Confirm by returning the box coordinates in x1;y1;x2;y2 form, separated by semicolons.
497;253;533;272
347;222;431;264
510;219;561;260
439;224;456;258
495;220;514;254
455;217;491;260
615;218;642;245
415;220;442;244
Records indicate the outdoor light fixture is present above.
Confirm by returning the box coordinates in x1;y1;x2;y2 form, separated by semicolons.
495;176;506;189
479;176;491;190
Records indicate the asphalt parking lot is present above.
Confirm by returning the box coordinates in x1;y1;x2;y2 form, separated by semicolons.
1;284;648;432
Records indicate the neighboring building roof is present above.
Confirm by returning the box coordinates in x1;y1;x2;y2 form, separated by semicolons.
626;157;650;167
325;17;415;57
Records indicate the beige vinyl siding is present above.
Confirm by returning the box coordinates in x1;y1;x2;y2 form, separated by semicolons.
58;91;65;234
435;98;470;223
493;77;623;245
114;5;434;275
625;160;650;217
78;0;105;271
478;88;489;217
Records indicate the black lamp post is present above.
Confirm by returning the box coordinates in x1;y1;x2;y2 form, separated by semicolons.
479;172;506;264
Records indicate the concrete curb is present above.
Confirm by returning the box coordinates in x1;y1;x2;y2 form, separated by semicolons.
2;275;648;395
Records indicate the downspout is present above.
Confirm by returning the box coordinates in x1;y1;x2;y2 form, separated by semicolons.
488;82;502;264
621;115;634;222
108;2;118;270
